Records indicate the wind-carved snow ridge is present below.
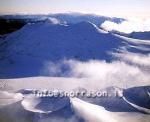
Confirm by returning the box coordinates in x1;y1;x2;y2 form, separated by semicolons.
123;96;150;114
71;98;117;122
0;86;150;122
16;89;70;114
21;95;70;114
147;92;150;98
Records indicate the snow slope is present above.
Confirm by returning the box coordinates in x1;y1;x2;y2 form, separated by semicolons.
0;86;150;122
0;14;150;122
0;20;150;78
123;86;150;110
129;31;150;40
21;96;70;113
108;30;150;40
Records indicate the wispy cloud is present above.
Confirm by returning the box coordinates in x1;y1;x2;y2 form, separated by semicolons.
114;52;150;67
42;58;150;89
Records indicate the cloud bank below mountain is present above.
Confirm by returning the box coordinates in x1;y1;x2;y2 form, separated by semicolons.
101;19;150;33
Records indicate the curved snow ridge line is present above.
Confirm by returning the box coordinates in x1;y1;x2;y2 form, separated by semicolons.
21;97;52;114
21;95;70;114
88;21;108;34
71;98;117;122
127;45;150;52
147;91;150;98
114;34;150;45
123;96;150;114
21;96;118;122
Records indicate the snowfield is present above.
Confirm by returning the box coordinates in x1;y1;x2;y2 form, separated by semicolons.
0;14;150;122
0;86;150;122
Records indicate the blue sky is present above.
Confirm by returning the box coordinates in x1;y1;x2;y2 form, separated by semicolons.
0;0;150;18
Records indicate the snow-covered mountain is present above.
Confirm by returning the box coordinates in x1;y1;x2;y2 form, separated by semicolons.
1;21;124;61
0;19;150;78
0;14;150;122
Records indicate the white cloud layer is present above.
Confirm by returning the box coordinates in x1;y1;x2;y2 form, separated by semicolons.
114;52;150;67
42;57;150;89
101;19;150;33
